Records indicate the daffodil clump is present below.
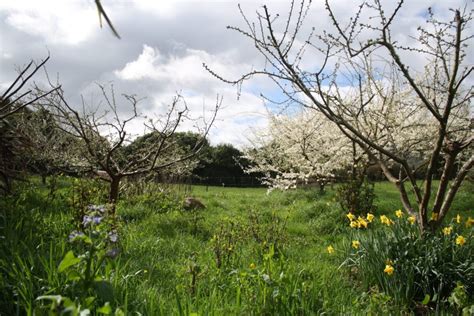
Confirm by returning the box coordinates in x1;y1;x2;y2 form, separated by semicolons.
439;214;471;247
455;235;466;246
383;264;394;276
342;208;473;309
380;215;393;226
327;245;335;254
442;226;453;236
346;212;372;229
347;211;398;228
466;216;474;228
351;240;360;249
407;215;416;225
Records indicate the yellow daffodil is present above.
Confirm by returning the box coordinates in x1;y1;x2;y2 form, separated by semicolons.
357;216;368;229
408;216;416;225
327;245;335;254
352;240;360;249
346;212;356;221
380;215;392;226
455;235;466;246
456;214;461;224
431;212;439;221
249;263;256;269
384;264;394;276
395;209;403;218
350;221;359;228
366;213;375;223
466;217;474;228
442;226;453;236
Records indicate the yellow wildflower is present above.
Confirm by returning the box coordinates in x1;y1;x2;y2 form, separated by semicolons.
327;245;335;254
346;212;356;221
352;240;360;249
366;213;375;223
395;209;403;218
357;216;368;229
466;217;474;228
408;216;416;225
249;263;256;269
455;235;466;246
442;226;453;236
431;212;439;221
350;221;359;228
384;264;394;276
380;215;392;226
456;214;461;224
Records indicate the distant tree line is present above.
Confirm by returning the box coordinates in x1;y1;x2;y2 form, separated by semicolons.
192;140;262;187
0;101;260;193
139;131;262;187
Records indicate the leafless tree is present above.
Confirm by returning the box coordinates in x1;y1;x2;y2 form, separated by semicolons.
0;56;60;192
39;83;220;212
14;107;78;184
206;0;473;232
0;56;60;121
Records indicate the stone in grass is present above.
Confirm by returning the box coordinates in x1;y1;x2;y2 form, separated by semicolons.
183;197;206;211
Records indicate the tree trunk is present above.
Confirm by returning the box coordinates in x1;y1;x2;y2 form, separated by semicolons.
108;176;121;214
318;181;325;194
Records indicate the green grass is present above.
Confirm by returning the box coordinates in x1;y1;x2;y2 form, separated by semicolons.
0;179;473;314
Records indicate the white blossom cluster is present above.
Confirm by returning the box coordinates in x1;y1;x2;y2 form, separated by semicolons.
244;77;471;193
243;109;353;192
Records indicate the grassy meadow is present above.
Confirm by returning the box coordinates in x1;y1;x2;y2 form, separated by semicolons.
0;178;473;315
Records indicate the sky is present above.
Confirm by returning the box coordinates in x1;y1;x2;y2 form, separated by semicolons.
0;0;471;147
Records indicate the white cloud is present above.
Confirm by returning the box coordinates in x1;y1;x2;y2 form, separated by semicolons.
1;0;470;147
113;44;270;146
114;44;249;88
1;1;97;45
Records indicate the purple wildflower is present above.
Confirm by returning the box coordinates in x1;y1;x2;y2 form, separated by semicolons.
82;215;92;226
108;232;118;243
82;215;102;226
68;230;85;242
106;248;120;258
92;216;102;225
88;204;106;213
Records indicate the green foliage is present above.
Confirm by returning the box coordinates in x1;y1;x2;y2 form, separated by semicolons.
0;108;29;192
1;178;472;314
353;287;405;315
122;131;206;178
336;177;376;216
343;212;474;312
193;143;260;187
448;282;471;314
34;204;122;313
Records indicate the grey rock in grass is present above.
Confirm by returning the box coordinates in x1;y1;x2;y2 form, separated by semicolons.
183;197;206;211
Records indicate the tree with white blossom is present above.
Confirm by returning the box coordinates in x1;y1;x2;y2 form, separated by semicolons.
206;0;473;232
244;109;355;192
